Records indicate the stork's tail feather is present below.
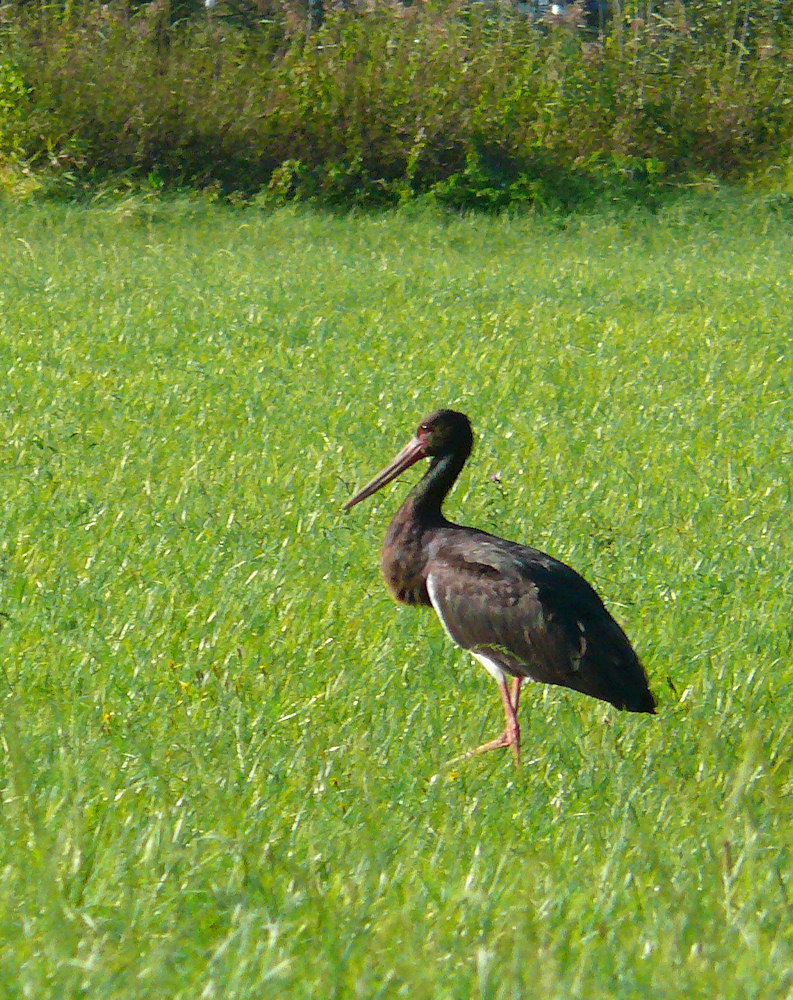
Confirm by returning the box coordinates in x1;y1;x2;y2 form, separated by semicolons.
626;689;657;714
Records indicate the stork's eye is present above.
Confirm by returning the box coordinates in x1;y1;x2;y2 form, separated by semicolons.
418;422;431;436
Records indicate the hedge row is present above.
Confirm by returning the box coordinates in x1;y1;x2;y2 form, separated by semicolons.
2;0;793;206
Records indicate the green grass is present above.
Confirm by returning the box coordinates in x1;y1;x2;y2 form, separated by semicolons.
0;191;792;999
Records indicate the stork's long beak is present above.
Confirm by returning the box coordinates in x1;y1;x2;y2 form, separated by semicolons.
343;436;427;511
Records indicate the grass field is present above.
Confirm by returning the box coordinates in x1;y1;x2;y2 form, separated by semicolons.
1;192;792;999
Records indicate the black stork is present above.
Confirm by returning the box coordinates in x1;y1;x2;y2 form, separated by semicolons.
344;409;655;765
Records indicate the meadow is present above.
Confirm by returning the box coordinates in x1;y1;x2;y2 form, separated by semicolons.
0;192;792;998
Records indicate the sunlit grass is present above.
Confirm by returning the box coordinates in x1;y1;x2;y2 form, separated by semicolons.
0;192;791;998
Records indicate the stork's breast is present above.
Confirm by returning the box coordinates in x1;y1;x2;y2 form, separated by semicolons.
381;554;429;606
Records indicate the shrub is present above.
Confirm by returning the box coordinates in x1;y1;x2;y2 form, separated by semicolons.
3;0;793;205
0;58;30;159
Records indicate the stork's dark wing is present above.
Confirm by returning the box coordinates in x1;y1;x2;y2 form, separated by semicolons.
426;531;655;713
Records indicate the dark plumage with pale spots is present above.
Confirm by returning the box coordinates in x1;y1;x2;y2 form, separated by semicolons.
344;409;655;765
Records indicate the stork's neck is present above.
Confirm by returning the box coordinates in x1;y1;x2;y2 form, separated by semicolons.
406;448;468;523
381;447;469;605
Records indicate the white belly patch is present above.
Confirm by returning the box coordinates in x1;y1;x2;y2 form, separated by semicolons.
472;652;507;685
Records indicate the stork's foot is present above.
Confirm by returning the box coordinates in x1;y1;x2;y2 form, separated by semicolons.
472;722;520;766
447;721;520;767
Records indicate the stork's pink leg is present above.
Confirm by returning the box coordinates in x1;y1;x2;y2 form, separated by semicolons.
471;677;521;765
511;676;523;714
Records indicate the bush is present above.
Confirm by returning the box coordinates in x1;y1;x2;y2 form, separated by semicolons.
3;0;793;206
0;58;30;158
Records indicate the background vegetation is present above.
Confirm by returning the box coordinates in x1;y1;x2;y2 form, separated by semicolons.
1;192;792;996
1;0;793;205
